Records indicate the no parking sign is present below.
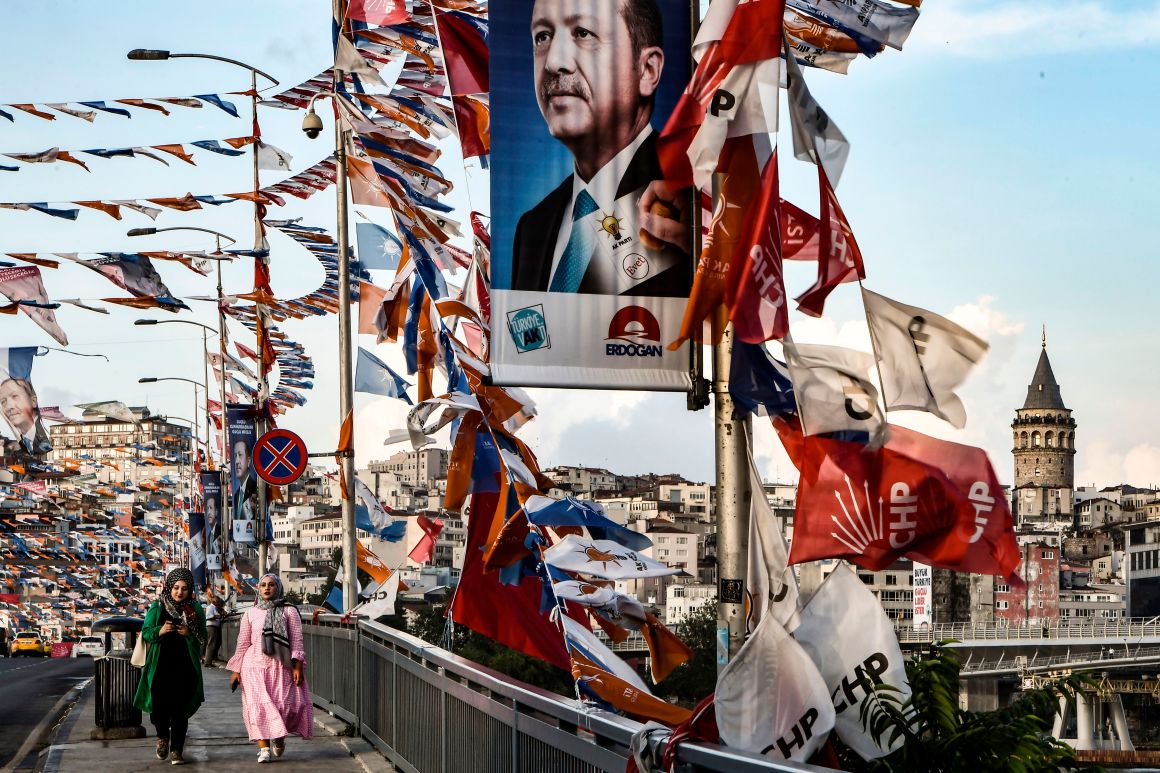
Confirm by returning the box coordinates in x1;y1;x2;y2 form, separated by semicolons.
253;429;308;486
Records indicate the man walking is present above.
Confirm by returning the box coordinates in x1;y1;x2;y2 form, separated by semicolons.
203;586;224;666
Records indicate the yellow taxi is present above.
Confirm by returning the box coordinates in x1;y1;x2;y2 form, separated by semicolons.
11;630;49;657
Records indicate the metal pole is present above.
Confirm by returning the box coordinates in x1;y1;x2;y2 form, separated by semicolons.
217;257;230;589
336;107;358;612
252;70;269;577
713;321;751;671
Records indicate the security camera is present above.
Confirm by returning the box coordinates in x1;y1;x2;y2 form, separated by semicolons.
301;110;323;139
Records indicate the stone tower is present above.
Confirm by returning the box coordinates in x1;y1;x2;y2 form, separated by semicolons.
1011;329;1076;523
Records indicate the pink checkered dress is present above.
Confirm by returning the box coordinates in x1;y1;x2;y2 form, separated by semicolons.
226;606;314;740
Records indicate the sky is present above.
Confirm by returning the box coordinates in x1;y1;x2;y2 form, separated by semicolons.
1;0;1158;492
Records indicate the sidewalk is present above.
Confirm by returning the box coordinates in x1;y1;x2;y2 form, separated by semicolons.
41;665;394;772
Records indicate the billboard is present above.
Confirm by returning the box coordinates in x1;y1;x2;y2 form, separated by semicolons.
912;562;931;629
490;0;694;390
226;404;258;544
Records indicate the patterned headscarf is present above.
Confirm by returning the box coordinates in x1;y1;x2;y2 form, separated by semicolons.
159;567;206;649
257;573;294;667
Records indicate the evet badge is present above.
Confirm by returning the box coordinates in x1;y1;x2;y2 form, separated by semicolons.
507;305;550;353
605;305;662;357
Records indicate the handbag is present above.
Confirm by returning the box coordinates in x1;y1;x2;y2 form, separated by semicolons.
130;634;148;668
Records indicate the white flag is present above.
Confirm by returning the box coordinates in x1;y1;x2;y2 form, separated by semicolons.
799;0;920;50
75;401;141;427
558;613;649;691
256;142;293;171
783;341;886;445
862;287;988;429
747;459;799;633
785;46;849;187
335;34;389;90
353;475;394;534
793;564;911;760
715;613;835;762
357;571;401;619
542;536;681;580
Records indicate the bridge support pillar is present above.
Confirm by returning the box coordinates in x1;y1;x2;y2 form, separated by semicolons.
1109;694;1134;752
1075;692;1093;750
1052;694;1069;739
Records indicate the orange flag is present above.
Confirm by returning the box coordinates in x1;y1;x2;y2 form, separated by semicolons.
347;155;393;207
74;200;123;219
571;656;692;726
640;612;694;683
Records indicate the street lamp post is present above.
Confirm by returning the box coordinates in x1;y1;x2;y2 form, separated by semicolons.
301;87;357;612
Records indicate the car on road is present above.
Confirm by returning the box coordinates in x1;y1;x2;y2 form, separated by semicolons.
71;636;106;658
10;631;49;657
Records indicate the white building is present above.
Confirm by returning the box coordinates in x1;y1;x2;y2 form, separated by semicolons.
664;583;715;626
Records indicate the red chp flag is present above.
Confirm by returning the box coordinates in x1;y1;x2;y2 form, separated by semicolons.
780;420;1020;582
795;164;864;317
727;151;788;342
346;0;408;27
407;514;444;564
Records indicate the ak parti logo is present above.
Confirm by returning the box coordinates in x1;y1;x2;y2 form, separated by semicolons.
605;305;662;358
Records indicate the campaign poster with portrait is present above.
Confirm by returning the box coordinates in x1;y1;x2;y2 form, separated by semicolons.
201;471;224;565
188;510;207;589
490;0;694;390
0;347;53;459
227;404;258;544
0;266;68;345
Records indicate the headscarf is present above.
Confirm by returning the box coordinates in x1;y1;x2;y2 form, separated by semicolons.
159;567;206;649
257;573;294;667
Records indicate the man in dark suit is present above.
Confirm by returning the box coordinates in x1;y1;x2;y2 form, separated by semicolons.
0;377;51;456
511;0;692;297
231;438;258;537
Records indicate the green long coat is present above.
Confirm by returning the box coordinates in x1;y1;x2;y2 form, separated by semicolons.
132;600;208;718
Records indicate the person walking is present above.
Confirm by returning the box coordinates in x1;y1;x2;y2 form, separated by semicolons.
133;568;207;765
227;573;313;763
203;586;224;666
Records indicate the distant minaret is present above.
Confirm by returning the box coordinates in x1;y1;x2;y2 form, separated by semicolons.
1011;328;1076;522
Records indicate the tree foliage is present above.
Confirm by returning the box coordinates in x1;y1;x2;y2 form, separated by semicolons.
842;643;1100;773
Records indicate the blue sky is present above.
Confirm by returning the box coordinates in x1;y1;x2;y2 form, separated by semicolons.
2;0;1158;490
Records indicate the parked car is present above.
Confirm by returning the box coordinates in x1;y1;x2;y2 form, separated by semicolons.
11;631;48;657
0;629;9;657
71;636;106;658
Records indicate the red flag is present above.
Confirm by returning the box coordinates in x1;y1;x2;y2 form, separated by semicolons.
781;196;821;261
449;491;571;670
782;420;1019;581
795;164;864;317
407;514;444;564
453;95;489;160
347;0;408;27
235;341;259;361
727;151;788;343
436;11;488;96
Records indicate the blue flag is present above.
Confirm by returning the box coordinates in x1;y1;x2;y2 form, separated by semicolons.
354;347;412;403
355;222;404;270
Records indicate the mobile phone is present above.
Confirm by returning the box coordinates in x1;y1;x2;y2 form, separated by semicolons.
231;680;239;693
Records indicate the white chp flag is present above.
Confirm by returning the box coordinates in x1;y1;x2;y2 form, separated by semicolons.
747;458;799;633
357;571;401;619
861;286;988;429
784;43;849;187
256;142;294;171
793;563;911;760
542;536;681;580
715;613;835;762
783;341;886;445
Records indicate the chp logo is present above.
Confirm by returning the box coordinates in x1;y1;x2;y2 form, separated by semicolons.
605;305;662;358
507;305;550;353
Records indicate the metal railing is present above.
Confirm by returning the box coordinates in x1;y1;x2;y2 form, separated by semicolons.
896;618;1160;644
224;613;832;773
959;645;1160;677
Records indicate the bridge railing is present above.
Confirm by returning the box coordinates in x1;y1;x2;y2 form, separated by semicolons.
896;617;1160;644
959;644;1160;677
224;613;833;773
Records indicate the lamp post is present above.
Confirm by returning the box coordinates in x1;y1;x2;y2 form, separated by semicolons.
301;88;357;612
140;380;204;571
128;50;280;577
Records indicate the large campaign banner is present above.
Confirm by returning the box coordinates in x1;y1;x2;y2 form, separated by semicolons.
490;0;694;390
0;347;53;458
188;510;207;589
226;404;258;544
201;471;224;566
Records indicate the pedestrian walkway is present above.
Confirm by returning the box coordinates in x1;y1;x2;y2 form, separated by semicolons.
42;665;394;772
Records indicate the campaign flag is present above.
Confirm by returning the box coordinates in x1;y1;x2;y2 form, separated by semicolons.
794;164;864;318
353;475;407;541
729;341;795;419
783;342;885;445
357;571;401;619
256;142;293;171
76;400;140;426
793;563;909;759
347;0;408;27
355;222;404;270
84;254;182;302
542;536;681;581
559;614;644;689
407;514;444;564
551;580;617;609
728;152;788;343
793;0;919;50
0;347;52;456
715;612;835;762
861;287;988;429
226;404;258;544
188;511;207;589
346;155;393;207
747;460;799;632
522;495;653;551
639;612;693;682
436;10;489;96
0;266;68;344
355;539;394;587
785;45;848;188
354;347;413;403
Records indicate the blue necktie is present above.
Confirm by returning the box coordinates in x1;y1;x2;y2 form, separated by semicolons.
548;189;599;293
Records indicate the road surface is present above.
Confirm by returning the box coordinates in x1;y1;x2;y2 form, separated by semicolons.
0;656;92;769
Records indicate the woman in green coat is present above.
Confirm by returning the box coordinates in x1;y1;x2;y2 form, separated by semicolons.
133;567;208;765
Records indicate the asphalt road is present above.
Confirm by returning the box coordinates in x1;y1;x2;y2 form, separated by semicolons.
0;656;93;769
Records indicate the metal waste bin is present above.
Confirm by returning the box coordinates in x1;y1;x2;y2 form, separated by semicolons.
90;616;146;740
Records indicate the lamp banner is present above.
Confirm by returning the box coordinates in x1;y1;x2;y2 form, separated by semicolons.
226;404;258;544
201;471;224;561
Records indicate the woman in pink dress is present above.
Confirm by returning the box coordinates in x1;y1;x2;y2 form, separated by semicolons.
228;574;313;763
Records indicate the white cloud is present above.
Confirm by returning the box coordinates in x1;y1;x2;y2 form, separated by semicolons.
910;0;1160;58
1078;440;1160;489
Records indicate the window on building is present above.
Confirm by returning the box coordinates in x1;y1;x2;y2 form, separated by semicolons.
997;601;1009;610
1043;550;1054;559
885;574;898;586
996;584;1010;593
859;574;873;585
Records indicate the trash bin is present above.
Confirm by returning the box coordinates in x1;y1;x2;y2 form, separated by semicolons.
90;616;146;740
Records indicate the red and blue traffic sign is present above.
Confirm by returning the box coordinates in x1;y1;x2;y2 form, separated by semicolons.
254;428;308;486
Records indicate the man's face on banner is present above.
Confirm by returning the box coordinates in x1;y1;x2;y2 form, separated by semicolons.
0;378;38;435
205;496;218;529
233;440;250;479
531;0;657;148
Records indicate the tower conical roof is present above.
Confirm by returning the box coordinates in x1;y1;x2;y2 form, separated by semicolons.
1022;346;1066;410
